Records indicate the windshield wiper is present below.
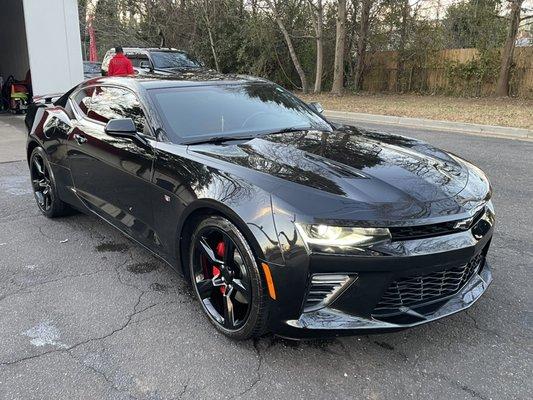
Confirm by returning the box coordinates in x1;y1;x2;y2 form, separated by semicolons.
184;135;256;145
261;125;332;136
184;126;331;145
273;126;311;134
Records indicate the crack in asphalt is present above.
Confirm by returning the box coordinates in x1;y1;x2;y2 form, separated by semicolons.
371;340;409;362
0;267;156;368
0;209;36;223
37;225;56;241
421;370;489;400
114;257;145;293
0;236;192;369
0;287;29;304
63;297;181;400
65;351;140;400
230;338;263;399
177;377;190;399
464;309;503;339
2;269;108;302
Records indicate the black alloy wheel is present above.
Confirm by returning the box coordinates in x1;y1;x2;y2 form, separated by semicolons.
29;147;68;218
189;216;268;339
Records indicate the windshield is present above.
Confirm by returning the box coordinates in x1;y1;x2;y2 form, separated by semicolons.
149;83;331;143
149;51;201;69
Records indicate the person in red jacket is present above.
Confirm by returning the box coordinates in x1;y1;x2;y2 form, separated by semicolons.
107;46;134;77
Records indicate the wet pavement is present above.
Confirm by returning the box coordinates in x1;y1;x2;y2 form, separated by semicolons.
0;117;531;399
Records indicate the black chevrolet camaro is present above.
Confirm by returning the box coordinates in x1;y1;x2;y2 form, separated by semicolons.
25;72;494;339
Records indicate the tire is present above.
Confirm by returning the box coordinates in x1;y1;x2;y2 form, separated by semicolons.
189;215;269;340
29;147;69;218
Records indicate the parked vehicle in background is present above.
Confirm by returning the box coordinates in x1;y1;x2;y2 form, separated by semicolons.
83;61;102;80
101;48;203;76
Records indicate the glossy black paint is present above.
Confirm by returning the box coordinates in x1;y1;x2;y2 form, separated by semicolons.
25;73;494;337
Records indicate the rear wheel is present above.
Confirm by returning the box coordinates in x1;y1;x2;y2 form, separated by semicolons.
29;147;69;218
189;216;269;339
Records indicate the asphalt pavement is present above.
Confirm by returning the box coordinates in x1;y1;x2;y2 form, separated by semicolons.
0;115;531;399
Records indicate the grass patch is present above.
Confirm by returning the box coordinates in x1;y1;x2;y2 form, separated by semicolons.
297;92;533;130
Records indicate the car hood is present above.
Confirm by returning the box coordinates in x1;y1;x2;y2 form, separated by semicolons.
189;127;470;204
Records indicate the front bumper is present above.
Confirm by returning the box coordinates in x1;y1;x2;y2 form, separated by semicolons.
277;262;492;338
267;206;495;338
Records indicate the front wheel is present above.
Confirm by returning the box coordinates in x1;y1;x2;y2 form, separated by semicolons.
189;216;269;340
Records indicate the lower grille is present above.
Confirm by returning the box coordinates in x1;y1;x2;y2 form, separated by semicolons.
303;274;355;312
373;253;485;315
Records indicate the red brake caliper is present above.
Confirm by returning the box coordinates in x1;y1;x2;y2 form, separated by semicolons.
213;241;225;294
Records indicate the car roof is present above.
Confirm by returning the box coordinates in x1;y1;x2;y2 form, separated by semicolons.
107;47;188;54
81;71;270;91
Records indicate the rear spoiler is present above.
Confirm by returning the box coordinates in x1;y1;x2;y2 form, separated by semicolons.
32;93;64;105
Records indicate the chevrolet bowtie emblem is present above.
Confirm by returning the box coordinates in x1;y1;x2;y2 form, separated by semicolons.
454;216;474;230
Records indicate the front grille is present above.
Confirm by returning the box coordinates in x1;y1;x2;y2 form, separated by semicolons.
373;253;485;315
303;274;355;312
389;207;485;241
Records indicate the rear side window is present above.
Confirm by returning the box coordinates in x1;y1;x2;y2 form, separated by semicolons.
127;54;150;68
72;87;96;116
87;86;148;134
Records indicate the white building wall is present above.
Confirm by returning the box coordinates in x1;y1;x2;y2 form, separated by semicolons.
0;0;30;81
22;0;84;96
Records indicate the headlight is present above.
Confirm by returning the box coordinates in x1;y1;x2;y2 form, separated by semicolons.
295;223;391;249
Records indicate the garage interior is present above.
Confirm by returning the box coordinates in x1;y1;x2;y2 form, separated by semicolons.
0;0;83;112
0;0;30;111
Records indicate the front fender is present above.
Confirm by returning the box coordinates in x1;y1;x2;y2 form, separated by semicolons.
177;196;284;267
151;143;285;271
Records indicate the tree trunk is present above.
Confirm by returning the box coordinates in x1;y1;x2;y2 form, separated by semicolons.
202;2;220;72
354;0;372;91
496;0;523;97
314;1;324;93
346;0;359;85
396;0;409;92
331;0;347;95
267;0;309;93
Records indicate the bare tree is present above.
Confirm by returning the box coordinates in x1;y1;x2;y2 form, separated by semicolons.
354;0;372;91
265;0;309;93
496;0;529;96
202;0;221;72
331;0;347;95
396;0;410;92
307;0;324;93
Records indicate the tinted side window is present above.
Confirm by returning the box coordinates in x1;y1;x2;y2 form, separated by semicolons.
127;54;150;67
72;87;95;116
88;86;148;134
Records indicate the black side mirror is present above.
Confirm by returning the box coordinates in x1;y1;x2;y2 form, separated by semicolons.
105;118;150;147
139;60;152;70
309;102;324;114
105;118;137;137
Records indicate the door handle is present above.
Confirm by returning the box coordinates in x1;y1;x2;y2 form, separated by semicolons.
73;133;87;145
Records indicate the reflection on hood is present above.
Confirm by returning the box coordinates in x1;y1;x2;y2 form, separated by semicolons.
192;126;469;203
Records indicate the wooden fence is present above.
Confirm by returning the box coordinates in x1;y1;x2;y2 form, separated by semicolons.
362;47;533;98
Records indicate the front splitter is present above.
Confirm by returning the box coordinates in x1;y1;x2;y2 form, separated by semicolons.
277;263;493;339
